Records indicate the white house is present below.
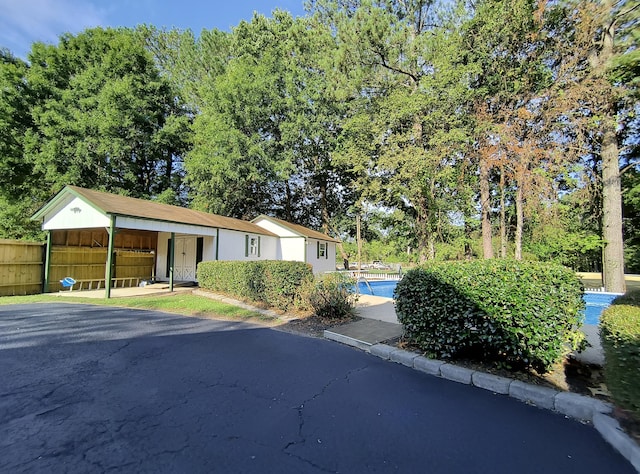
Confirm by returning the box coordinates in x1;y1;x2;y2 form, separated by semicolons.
252;215;338;273
32;186;338;297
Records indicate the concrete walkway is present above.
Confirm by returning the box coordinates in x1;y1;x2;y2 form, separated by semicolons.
324;295;402;350
353;294;399;324
54;282;195;299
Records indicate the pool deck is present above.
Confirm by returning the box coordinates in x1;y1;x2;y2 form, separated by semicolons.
579;325;604;365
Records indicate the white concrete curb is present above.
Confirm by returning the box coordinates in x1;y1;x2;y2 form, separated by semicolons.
593;413;640;472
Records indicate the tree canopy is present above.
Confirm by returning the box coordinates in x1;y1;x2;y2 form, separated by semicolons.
0;1;638;290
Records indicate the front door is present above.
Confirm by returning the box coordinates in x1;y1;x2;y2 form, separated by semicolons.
174;236;196;281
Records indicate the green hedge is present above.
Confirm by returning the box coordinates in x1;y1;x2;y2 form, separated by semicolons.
600;290;640;418
197;260;313;311
394;260;585;372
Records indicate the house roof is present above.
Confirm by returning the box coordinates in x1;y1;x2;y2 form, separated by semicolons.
253;215;340;243
33;186;278;236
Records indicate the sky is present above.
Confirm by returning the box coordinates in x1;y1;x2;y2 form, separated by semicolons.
0;0;308;59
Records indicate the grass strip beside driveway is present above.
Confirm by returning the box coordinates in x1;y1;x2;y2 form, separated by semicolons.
0;293;274;324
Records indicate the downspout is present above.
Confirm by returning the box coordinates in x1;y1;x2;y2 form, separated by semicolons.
169;232;175;292
43;230;52;293
105;215;116;298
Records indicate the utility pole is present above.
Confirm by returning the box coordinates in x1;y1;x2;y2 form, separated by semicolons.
356;214;362;271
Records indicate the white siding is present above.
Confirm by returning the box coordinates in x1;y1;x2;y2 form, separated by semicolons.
260;234;279;260
202;236;215;261
42;196;110;230
279;237;306;262
156;232;171;279
216;229;278;261
253;217;299;237
306;239;337;273
156;232;217;281
117;216;218;236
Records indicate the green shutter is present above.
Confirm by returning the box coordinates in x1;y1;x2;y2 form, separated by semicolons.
257;236;261;257
245;235;249;257
317;241;320;259
326;242;329;259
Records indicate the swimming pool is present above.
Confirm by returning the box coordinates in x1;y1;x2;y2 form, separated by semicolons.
356;280;398;299
356;280;619;325
582;292;619;325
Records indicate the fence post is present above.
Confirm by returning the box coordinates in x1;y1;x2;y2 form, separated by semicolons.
105;216;116;298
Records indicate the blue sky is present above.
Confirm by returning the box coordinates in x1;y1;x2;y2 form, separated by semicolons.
0;0;308;59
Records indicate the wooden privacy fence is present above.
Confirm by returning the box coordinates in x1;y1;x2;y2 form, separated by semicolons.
0;240;156;295
0;239;44;296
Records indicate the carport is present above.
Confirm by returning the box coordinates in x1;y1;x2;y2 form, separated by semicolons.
31;186;256;298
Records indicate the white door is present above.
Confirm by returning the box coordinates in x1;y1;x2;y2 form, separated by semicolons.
174;236;196;281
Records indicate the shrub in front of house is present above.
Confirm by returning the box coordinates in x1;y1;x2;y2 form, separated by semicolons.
394;260;585;373
197;260;313;311
262;261;315;310
300;272;359;320
600;291;640;418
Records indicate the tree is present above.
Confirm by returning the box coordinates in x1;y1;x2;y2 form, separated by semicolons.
184;12;357;228
313;0;477;261
622;167;640;271
463;0;555;260
24;28;190;200
184;15;295;219
549;0;639;291
0;49;43;239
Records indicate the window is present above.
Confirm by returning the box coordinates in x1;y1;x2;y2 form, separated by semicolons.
245;235;261;257
317;241;327;259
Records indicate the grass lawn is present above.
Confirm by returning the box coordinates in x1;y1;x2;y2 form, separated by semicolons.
0;292;278;325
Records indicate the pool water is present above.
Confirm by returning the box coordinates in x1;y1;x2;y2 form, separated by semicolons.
356;281;619;325
356;280;398;299
583;292;619;325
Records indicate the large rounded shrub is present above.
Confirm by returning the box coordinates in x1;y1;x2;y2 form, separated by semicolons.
394;260;585;372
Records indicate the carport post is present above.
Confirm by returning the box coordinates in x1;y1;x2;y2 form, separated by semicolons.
215;228;219;260
105;216;116;298
43;231;52;293
169;232;175;292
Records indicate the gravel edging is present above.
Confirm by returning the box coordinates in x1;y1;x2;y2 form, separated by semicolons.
368;342;640;472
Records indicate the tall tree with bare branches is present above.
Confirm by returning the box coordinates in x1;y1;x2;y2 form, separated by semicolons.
549;0;639;291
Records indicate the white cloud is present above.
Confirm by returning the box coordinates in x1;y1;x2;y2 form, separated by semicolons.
0;0;106;57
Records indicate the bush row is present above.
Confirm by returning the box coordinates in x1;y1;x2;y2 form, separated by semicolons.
197;261;358;319
394;260;585;372
197;260;313;311
600;290;640;418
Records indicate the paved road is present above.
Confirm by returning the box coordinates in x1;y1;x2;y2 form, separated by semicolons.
0;304;634;473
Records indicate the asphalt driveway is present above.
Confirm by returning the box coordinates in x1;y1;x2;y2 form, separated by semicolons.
0;304;634;473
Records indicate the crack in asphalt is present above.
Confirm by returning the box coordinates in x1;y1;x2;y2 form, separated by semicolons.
282;365;369;472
